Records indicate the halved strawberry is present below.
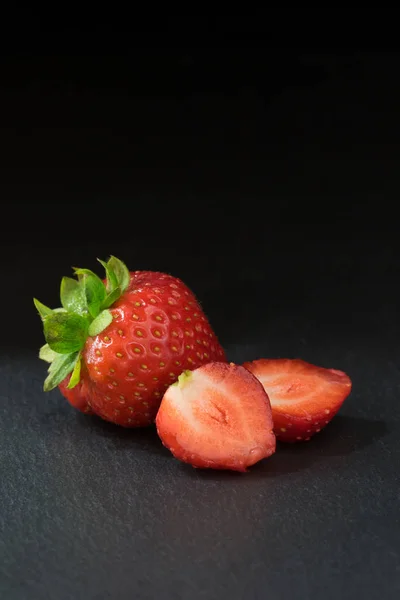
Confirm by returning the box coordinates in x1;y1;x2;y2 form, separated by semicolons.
156;362;276;472
243;358;352;443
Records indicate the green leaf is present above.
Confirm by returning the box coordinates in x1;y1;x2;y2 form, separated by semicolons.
98;259;118;292
82;274;106;318
73;268;107;318
44;312;88;354
60;277;87;314
101;286;121;309
39;343;58;363
108;256;130;292
73;267;100;279
67;352;81;388
88;309;113;336
33;298;53;320
43;351;79;392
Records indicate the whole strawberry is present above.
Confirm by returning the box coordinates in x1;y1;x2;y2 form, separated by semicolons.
34;257;226;427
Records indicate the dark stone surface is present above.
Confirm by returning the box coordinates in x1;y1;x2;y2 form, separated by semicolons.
1;46;399;599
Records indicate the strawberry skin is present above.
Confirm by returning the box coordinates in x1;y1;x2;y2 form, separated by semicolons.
82;272;226;427
59;375;93;414
243;358;352;442
156;362;276;472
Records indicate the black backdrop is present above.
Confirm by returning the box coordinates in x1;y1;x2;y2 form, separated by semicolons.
1;18;399;600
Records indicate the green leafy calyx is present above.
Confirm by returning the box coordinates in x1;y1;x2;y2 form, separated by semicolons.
34;256;130;391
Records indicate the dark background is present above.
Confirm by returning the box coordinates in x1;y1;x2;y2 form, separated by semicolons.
1;15;400;600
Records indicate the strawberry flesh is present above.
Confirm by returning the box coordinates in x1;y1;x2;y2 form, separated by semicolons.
156;362;276;472
243;358;352;442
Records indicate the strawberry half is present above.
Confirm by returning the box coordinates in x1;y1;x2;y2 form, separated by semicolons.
34;256;226;427
243;358;352;442
156;362;276;472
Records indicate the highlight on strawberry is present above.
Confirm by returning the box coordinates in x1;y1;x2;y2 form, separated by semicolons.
34;256;226;427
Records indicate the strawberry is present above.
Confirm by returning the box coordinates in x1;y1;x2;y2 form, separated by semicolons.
34;257;226;427
243;358;352;442
58;375;94;414
156;362;276;472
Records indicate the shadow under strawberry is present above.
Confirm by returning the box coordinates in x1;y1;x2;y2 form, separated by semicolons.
74;413;387;472
181;415;388;480
75;413;171;458
301;414;388;456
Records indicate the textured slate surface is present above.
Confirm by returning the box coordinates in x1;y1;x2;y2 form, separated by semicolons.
1;343;398;600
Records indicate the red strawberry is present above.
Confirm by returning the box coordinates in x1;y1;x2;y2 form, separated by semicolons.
156;362;276;472
243;358;352;442
34;257;226;427
58;375;93;414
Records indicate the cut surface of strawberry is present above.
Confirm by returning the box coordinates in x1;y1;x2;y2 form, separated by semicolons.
156;362;276;472
243;358;352;443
